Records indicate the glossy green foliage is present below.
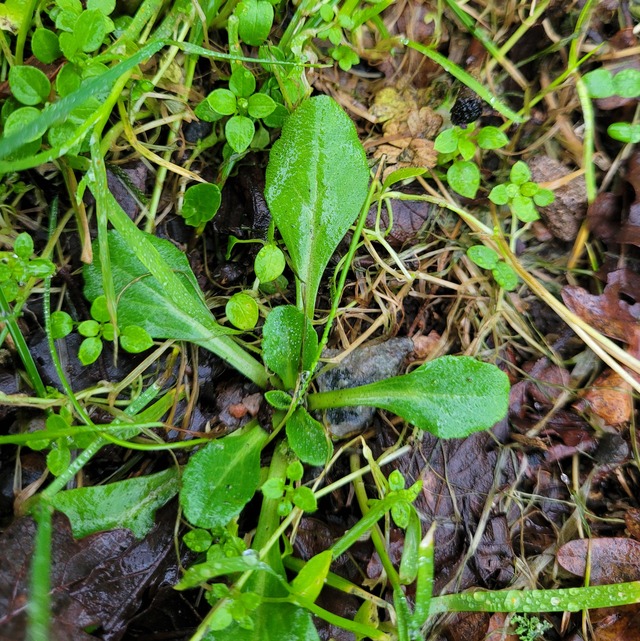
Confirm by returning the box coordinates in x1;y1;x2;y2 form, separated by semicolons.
52;294;152;365
286;407;332;466
265;96;369;319
489;160;554;223
226;292;259;330
254;244;286;282
180;427;268;528
290;550;332;601
262;305;318;389
207;602;320;640
181;182;221;227
308;356;509;439
236;0;274;46
467;245;518;291
50;468;179;538
9;66;51;106
83;230;234;343
196;65;277;153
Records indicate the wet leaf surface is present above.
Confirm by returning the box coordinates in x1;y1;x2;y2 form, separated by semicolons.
0;508;180;641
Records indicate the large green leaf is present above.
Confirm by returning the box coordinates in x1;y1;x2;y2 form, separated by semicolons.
83;229;229;342
180;427;267;529
204;601;320;641
82;227;268;387
50;468;179;539
264;95;369;319
307;356;509;439
262;305;318;389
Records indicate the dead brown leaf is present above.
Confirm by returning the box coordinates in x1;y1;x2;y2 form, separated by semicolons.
562;272;640;343
557;537;640;584
0;510;177;641
574;369;632;425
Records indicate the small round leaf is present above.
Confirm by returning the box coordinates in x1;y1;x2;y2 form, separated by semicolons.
264;390;293;410
182;182;222;227
511;195;539;222
292;486;317;513
509;160;531;185
183;529;213;552
120;325;153;353
13;233;34;260
247;93;276;119
447;160;480;198
434;128;459;154
519;181;539;197
254;244;285;282
612;68;640;99
225;115;255;153
457;136;476;161
90;295;110;322
87;0;116;14
47;446;71;476
102;322;115;342
583;68;614;99
75;10;108;53
229;67;256;98
467;245;499;269
78;320;100;337
476;126;509;150
25;259;55;278
9;66;51;106
492;262;518;290
236;0;274;46
226;292;259;330
78;336;103;365
607;122;640;144
56;63;82;97
489;184;509;205
261;477;286;499
206;88;237;115
533;188;555;207
51;311;74;339
32;28;62;63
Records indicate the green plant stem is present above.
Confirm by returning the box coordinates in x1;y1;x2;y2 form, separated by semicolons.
284;556;391;609
210;0;240;30
26;502;53;641
430;581;640;614
568;0;595;70
110;0;166;47
352;0;394;30
402;38;527;123
350;454;411;640
189;441;290;641
43;203;93;425
279;0;318;49
146;15;196;231
15;0;38;66
0;288;47;398
278;595;391;640
349;454;402;587
103;186;268;388
411;524;436;628
575;75;596;203
486;0;551;74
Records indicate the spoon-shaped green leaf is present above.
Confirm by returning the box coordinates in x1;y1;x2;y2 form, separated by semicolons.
265;95;369;320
